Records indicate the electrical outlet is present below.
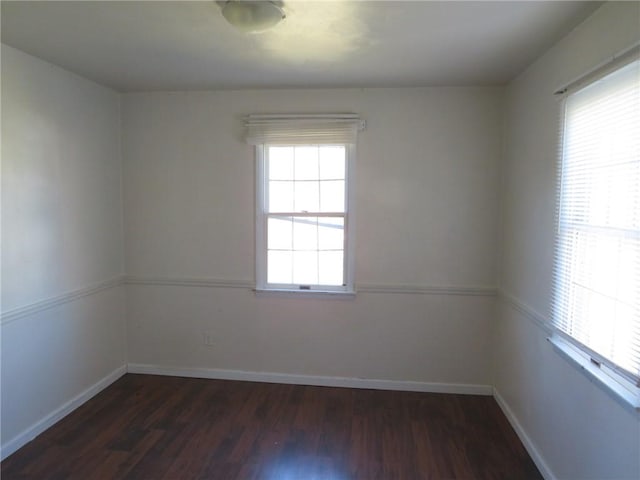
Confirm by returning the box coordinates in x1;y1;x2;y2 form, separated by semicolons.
203;331;215;346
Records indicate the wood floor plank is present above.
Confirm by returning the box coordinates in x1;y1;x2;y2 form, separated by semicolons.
1;374;542;479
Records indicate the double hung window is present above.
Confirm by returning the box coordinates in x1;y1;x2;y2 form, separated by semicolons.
551;54;640;405
246;115;362;294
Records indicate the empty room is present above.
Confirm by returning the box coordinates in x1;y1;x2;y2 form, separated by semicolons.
1;1;639;479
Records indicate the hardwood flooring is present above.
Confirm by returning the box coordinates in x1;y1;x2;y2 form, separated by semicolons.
1;374;542;479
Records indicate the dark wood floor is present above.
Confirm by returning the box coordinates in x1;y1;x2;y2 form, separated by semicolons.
2;374;541;479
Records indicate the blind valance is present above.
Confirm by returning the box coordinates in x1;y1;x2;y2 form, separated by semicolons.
244;114;364;145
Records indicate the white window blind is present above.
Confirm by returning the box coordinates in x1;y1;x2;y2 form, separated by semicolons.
244;114;363;145
551;57;640;387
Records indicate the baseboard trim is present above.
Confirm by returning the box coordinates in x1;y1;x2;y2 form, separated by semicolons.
1;276;124;326
0;365;127;461
126;363;493;396
493;387;556;480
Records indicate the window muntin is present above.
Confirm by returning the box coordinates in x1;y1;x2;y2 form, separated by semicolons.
257;144;354;292
552;57;640;390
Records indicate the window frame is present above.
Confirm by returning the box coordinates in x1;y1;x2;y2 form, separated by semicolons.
255;143;356;295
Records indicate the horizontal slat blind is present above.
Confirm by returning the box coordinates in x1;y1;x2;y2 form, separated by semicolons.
552;58;640;386
244;114;362;145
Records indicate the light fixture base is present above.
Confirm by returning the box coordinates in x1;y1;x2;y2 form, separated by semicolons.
221;1;286;34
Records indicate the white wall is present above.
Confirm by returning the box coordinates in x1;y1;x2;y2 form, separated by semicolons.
122;87;502;387
495;2;640;479
1;45;126;457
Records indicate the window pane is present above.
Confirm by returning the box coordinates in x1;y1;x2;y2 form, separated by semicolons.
269;181;294;212
268;250;292;284
319;251;344;285
292;251;318;284
583;291;616;354
588;162;639;229
293;217;318;250
318;217;344;250
618;240;638;305
294;181;320;212
578;234;620;299
319;180;345;213
268;216;293;250
294;146;319;180
612;303;637;372
269;147;294;180
319;146;346;180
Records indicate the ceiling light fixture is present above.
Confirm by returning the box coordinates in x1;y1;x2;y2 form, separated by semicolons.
220;1;286;34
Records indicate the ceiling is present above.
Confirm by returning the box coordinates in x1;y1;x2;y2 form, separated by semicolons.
1;1;601;92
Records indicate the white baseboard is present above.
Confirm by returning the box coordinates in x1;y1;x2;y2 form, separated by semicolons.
126;363;493;396
0;365;127;461
493;387;556;480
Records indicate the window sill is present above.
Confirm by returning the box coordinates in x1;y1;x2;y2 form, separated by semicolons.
548;335;640;414
254;288;356;299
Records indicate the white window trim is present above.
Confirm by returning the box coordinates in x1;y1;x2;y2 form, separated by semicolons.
255;144;356;296
548;335;640;412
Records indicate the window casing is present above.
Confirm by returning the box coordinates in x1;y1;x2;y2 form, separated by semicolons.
247;114;361;294
551;55;640;405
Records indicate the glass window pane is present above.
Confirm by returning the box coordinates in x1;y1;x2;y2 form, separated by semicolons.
319;180;345;213
319;146;346;180
294;146;319;180
268;181;293;212
293;251;318;284
616;239;637;305
588;162;639;229
597;236;626;298
293;217;318;251
319;251;344;285
268;216;293;250
585;292;616;353
269;147;294;180
318;217;344;250
268;250;292;284
612;303;636;372
294;181;320;212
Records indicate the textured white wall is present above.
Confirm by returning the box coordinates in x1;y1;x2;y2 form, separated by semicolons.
496;3;640;479
122;87;503;385
1;45;126;453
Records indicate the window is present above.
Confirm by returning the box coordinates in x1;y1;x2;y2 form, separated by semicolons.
246;115;362;294
551;55;640;405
